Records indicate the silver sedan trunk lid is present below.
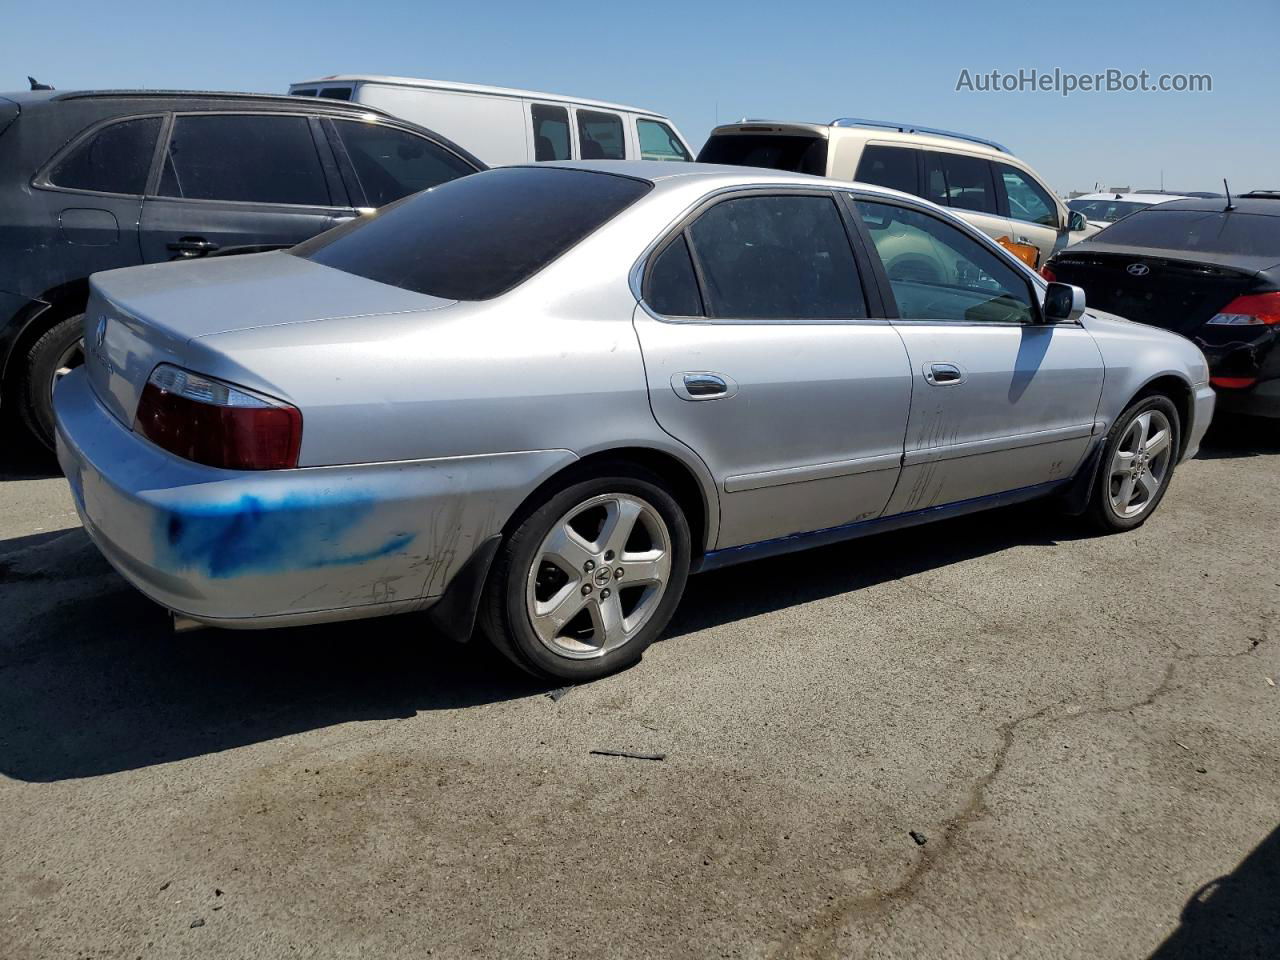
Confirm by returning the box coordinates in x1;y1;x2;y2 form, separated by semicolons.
82;252;453;427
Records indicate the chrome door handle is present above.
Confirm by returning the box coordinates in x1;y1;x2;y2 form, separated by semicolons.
672;372;737;401
924;362;965;385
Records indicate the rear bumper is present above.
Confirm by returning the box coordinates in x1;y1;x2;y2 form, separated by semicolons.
1212;378;1280;419
54;370;573;628
1183;383;1217;459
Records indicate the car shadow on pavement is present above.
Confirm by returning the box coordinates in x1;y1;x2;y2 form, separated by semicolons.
0;417;61;481
1148;824;1280;959
0;501;1085;784
668;503;1086;639
1196;413;1280;460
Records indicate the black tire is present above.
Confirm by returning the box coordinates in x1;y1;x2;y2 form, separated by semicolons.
479;467;692;682
1086;393;1181;533
18;313;85;450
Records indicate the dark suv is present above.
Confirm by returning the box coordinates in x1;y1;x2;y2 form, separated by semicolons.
0;89;484;447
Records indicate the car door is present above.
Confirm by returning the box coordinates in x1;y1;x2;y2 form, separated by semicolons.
138;112;350;262
850;196;1103;515
632;190;913;550
923;150;1015;248
993;161;1064;264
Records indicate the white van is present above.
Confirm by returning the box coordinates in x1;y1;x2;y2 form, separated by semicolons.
288;75;694;169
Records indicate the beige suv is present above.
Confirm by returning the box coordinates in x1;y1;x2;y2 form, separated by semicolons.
698;118;1096;267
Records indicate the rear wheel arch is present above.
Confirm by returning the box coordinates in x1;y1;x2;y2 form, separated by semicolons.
501;447;715;565
2;278;90;386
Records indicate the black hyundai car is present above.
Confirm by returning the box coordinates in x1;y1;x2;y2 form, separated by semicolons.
0;88;483;448
1044;197;1280;418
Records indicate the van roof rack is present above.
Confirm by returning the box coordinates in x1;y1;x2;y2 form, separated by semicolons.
830;117;1010;154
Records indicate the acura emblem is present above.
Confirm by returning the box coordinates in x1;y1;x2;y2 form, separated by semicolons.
1126;263;1150;277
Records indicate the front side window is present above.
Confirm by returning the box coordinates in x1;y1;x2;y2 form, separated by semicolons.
854;145;918;196
686;195;866;320
531;104;571;161
332;120;475;206
576;110;625;159
997;163;1058;227
855;200;1035;324
637;119;690;161
292;167;651;300
935;152;998;215
48;116;162;195
158;114;331;206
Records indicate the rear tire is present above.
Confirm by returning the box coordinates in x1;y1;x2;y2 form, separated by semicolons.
1086;394;1181;532
18;313;85;450
480;467;691;682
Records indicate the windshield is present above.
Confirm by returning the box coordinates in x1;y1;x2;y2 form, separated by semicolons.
1068;198;1149;223
1095;208;1280;257
292;167;652;300
697;134;828;176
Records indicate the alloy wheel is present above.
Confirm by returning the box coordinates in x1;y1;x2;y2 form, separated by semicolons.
1108;409;1174;519
525;493;672;659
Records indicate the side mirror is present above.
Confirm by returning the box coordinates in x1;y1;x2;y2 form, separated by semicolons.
1067;210;1088;232
1044;281;1086;323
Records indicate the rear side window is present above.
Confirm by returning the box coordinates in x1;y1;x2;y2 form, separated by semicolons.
292;167;652;300
935;152;998;214
318;87;352;101
158;114;331;206
638;120;690;161
697;134;828;177
855;145;918;195
647;235;703;316
577;110;625;159
331;120;475;206
48;117;162;195
531;104;570;161
686;195;866;320
1094;208;1280;257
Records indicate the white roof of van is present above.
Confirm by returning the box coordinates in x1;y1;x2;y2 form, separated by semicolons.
288;75;663;117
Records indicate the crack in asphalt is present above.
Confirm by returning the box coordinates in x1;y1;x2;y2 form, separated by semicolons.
774;635;1269;959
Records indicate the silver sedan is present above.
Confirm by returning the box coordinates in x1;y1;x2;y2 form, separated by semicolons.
54;161;1214;681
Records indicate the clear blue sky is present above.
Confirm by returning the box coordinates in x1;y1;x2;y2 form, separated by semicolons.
4;0;1276;194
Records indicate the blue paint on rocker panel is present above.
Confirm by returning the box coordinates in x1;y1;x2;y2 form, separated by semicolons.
696;479;1068;573
155;492;417;579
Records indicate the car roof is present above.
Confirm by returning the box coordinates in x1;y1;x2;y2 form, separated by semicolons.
707;119;1013;158
531;158;849;188
1071;192;1192;204
1146;197;1280;216
288;75;665;117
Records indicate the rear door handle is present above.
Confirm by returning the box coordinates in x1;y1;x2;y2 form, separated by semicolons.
924;362;965;385
167;236;219;257
672;372;738;401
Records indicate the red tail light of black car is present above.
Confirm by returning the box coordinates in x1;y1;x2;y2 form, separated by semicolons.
134;364;302;470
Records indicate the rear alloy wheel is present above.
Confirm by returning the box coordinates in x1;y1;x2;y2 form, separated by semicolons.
482;471;691;681
1089;395;1180;531
19;312;86;450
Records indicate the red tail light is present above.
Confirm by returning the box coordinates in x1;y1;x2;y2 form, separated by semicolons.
135;364;302;470
1206;292;1280;326
1040;264;1057;282
1210;376;1258;389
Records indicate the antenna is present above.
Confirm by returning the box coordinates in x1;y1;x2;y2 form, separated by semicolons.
1224;179;1235;211
28;76;54;91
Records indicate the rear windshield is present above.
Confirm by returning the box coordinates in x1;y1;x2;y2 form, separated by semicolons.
292;167;652;300
1096;208;1280;256
697;134;828;177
